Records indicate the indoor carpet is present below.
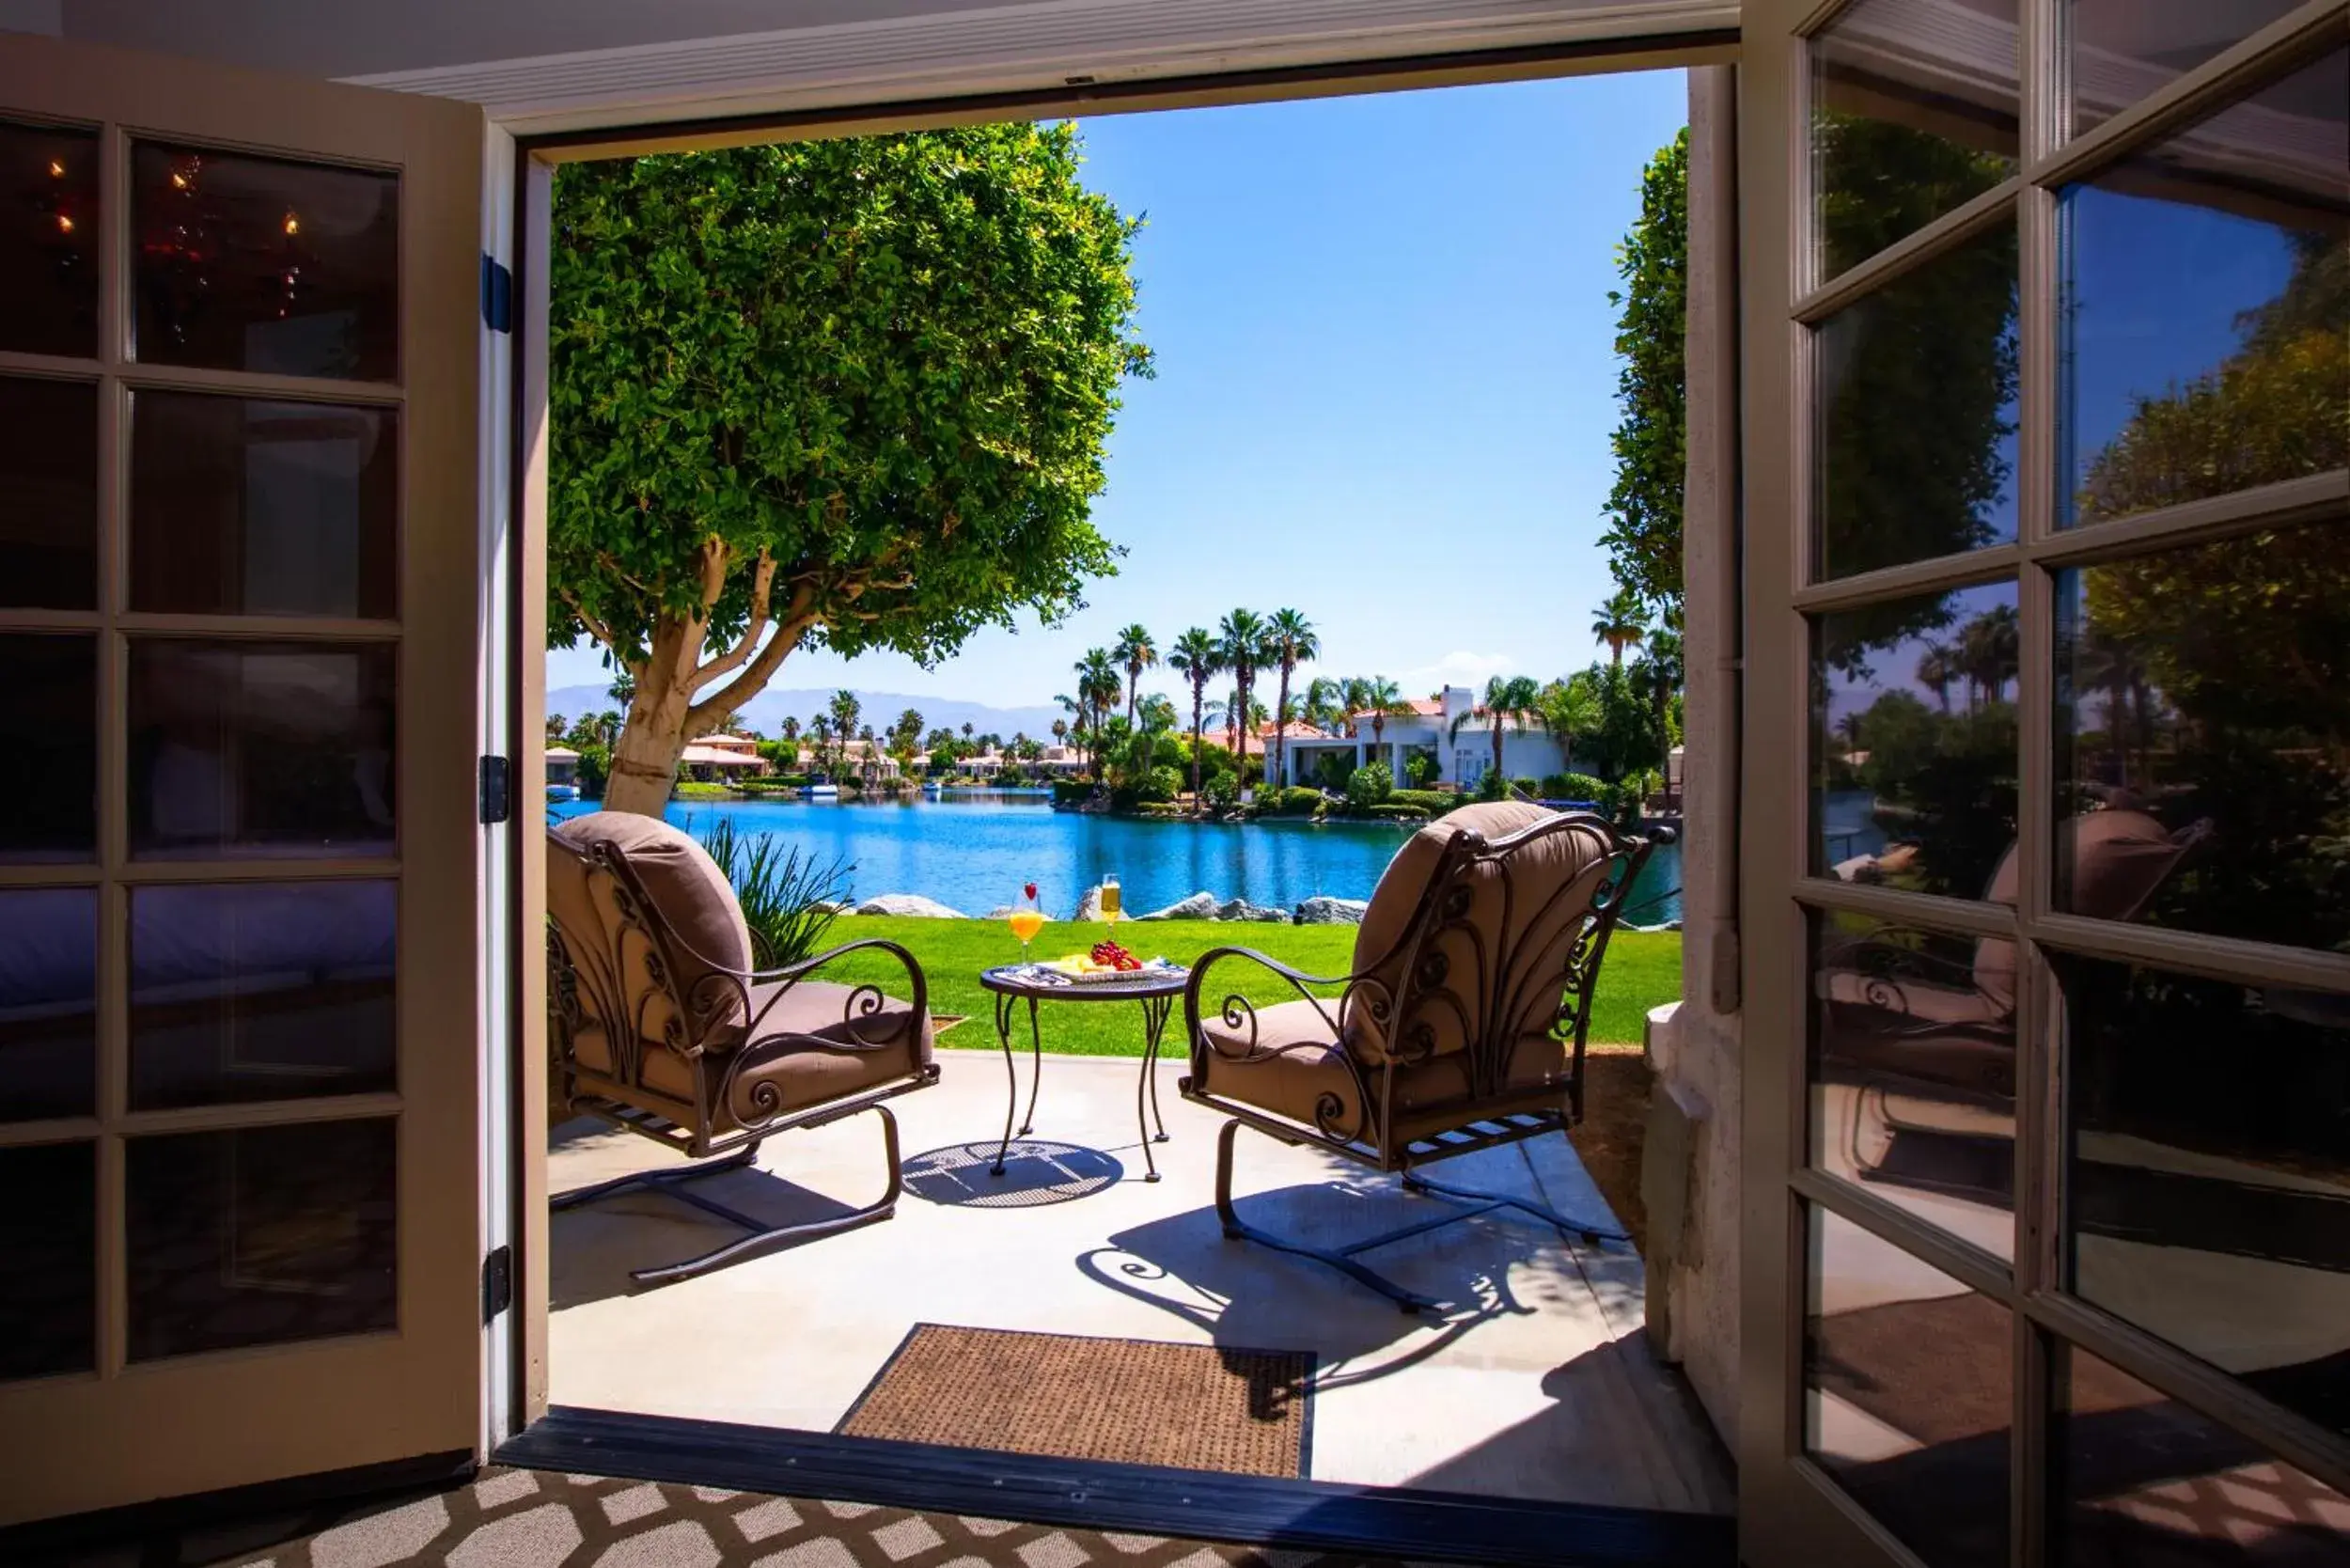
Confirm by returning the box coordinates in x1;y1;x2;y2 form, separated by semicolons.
838;1325;1313;1479
185;1468;1415;1567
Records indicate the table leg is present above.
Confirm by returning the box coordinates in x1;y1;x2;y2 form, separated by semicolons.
1136;993;1174;1183
992;990;1019;1176
1019;995;1043;1136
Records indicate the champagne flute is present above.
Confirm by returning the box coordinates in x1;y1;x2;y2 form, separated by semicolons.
1009;882;1045;962
1100;871;1121;933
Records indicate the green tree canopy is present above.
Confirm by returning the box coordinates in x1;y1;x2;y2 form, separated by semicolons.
550;126;1151;812
1599;128;1688;615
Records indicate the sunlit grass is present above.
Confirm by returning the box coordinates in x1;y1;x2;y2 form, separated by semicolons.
807;915;1680;1055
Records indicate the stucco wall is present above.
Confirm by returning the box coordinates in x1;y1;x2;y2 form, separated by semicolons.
1643;62;1741;1445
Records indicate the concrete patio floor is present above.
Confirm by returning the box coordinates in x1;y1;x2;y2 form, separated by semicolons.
547;1047;1734;1515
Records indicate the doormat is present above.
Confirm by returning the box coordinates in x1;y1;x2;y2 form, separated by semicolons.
838;1324;1315;1478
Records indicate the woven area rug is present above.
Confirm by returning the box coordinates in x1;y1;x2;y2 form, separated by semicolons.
838;1325;1314;1479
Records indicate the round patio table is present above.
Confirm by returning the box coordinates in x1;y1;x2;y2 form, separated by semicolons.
978;964;1187;1184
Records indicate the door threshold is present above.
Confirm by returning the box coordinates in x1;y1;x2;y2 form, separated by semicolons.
497;1405;1736;1567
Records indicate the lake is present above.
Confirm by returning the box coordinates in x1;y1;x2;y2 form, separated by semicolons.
552;793;1683;926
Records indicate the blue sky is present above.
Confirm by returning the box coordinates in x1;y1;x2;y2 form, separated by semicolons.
545;69;1692;711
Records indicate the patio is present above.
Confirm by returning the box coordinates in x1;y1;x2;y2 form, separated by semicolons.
547;1047;1733;1516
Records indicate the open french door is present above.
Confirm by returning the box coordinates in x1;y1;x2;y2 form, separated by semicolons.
1740;2;2349;1564
0;32;493;1524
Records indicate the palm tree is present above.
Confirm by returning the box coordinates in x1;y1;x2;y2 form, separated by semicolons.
1915;643;1958;713
1591;588;1651;667
1264;608;1318;788
1355;677;1402;751
1050;716;1068;748
1216;609;1267;779
1167;627;1226;802
1453;674;1543;787
1339;677;1373;736
547;713;569;743
1300;676;1345;734
1536;676;1601;772
1112;623;1158;724
1073;648;1122;775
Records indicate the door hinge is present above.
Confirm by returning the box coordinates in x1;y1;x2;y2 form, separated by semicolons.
482;1245;513;1324
479;755;512;824
480;254;513;334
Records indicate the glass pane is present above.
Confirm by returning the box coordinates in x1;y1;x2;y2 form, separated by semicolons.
2066;1;2308;138
0;887;96;1122
0;633;97;863
0;119;99;358
2060;49;2350;529
131;881;396;1111
0;1141;95;1382
127;1118;397;1361
1810;909;2015;1260
1804;1202;2011;1566
1813;219;2019;578
133;142;400;382
2058;955;2350;1441
130;392;398;619
2055;1342;2350;1563
2055;525;2350;956
1813;580;2020;895
0;375;98;610
1811;0;2019;282
128;640;397;860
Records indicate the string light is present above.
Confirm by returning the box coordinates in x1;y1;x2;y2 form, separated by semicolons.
48;159;64;178
55;213;72;234
283;211;300;236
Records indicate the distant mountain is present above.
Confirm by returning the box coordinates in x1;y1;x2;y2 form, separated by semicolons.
544;684;1069;742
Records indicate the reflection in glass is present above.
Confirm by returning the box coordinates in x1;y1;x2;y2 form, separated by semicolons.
2055;1342;2350;1563
131;392;399;619
0;1141;95;1382
0;634;96;862
1814;219;2019;578
0;119;99;358
1810;910;2015;1260
2060;50;2349;528
126;1119;397;1361
0;888;96;1122
128;640;397;859
133;142;400;382
1813;580;2019;897
131;882;396;1111
2067;1;2310;138
0;375;98;609
2056;527;2350;956
1810;0;2018;281
2058;956;2350;1440
1804;1202;2011;1567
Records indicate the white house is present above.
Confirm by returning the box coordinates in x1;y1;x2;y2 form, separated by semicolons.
1277;685;1584;792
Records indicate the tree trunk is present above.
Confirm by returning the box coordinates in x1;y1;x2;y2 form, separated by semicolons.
1273;663;1292;787
601;610;716;816
1189;684;1204;803
1491;714;1506;786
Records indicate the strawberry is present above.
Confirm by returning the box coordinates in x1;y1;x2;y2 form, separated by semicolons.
1024;882;1038;902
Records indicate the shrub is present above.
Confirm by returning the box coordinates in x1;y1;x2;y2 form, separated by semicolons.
572;743;611;797
1259;785;1325;817
1475;770;1509;802
1312;751;1355;792
1387;789;1461;818
674;780;734;799
1512;776;1540;797
1201;773;1240;808
1361;801;1429;821
1404;752;1440;789
1050;779;1094;807
1343;760;1393;808
691;816;854;967
1547;772;1609;805
1142;764;1182;803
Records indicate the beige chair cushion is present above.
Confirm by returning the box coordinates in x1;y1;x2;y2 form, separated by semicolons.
1347;801;1608;1062
1197;997;1569;1150
1972;809;2186;1010
549;812;754;1048
574;978;932;1134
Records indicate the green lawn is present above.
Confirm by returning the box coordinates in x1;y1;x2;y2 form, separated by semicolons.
802;915;1680;1056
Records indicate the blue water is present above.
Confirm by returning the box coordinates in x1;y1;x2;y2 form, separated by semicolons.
552;794;1683;925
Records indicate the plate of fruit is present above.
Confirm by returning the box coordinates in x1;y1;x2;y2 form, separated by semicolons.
1042;939;1177;982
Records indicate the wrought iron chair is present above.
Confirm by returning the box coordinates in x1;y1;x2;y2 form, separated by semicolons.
545;813;938;1284
1180;801;1668;1313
